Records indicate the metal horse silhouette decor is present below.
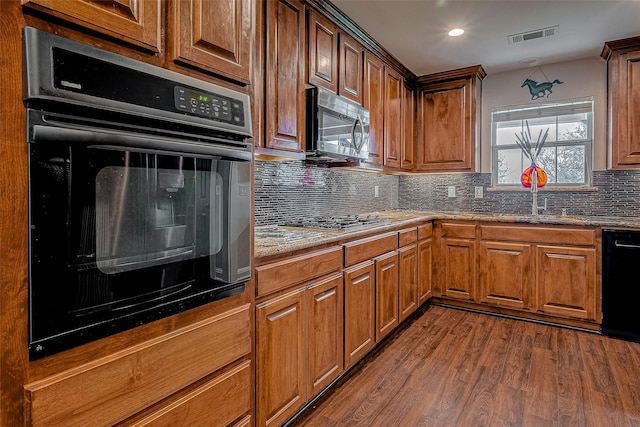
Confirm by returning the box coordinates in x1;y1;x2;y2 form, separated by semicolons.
521;78;564;100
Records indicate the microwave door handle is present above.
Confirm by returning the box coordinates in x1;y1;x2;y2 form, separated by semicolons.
351;116;364;152
29;124;253;161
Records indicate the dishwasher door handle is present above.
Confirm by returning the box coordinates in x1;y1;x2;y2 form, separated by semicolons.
614;241;640;249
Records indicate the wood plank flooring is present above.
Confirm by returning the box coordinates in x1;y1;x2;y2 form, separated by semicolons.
290;305;640;427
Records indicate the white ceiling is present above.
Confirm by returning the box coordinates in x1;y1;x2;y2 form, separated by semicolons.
330;0;640;76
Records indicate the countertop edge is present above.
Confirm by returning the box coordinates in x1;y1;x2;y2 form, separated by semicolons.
254;211;640;260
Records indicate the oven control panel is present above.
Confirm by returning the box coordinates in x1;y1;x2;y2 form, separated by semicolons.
174;86;245;126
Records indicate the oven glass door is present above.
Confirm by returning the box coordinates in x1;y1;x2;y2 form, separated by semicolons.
28;140;249;359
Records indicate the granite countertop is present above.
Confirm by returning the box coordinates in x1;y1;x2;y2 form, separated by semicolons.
254;210;640;259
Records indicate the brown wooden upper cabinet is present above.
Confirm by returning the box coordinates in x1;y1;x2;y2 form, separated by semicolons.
338;33;365;105
401;79;417;171
307;10;364;105
416;65;485;172
363;52;385;166
601;37;640;169
307;9;339;93
22;0;161;52
384;67;403;169
171;0;253;85
265;0;306;154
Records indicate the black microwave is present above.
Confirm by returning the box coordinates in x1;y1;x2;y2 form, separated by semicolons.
305;87;370;162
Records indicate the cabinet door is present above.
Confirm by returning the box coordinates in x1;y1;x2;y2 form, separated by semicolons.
256;289;306;427
441;237;476;301
363;52;385;165
307;274;344;398
172;0;252;84
122;361;251;427
417;79;474;171
479;241;533;310
398;245;417;322
375;251;399;342
23;0;160;51
265;0;306;153
535;245;596;320
307;9;338;93
611;50;640;168
338;33;364;105
384;68;403;168
417;238;433;305
401;80;416;170
344;261;375;368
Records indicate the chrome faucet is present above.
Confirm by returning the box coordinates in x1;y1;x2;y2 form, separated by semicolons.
531;169;547;215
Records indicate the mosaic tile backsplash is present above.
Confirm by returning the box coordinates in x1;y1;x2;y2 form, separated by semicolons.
254;160;640;225
255;161;399;226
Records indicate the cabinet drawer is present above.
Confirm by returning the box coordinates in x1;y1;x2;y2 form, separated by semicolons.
256;246;343;297
480;225;596;246
344;232;398;267
417;223;433;240
24;305;251;427
398;227;418;247
123;361;251;426
441;222;476;239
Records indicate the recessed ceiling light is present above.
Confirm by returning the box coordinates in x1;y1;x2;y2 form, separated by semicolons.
448;28;464;37
519;57;539;64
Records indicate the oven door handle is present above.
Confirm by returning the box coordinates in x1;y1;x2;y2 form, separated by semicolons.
30;124;253;161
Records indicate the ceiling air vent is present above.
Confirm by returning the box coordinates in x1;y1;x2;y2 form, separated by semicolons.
508;26;559;45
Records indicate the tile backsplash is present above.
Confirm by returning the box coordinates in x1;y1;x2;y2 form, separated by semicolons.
255;161;398;226
254;160;640;225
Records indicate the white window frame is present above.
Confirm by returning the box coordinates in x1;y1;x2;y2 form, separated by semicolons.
491;98;594;188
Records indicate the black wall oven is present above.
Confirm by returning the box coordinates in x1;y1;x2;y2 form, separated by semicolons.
24;28;253;360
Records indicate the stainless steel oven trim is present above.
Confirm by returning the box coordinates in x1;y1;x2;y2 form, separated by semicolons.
30;122;253;161
23;26;252;138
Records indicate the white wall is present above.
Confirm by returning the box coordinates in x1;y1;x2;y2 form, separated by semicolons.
480;57;607;173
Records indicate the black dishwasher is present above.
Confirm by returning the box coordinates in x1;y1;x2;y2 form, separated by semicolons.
602;229;640;342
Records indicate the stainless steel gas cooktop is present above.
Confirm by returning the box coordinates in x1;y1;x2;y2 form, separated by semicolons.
285;214;391;231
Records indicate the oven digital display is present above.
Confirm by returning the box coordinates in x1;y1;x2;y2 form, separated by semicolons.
174;86;245;126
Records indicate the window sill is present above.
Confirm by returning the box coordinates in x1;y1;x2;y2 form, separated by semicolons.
487;186;598;193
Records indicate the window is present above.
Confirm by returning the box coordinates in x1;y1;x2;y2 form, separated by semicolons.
491;99;593;187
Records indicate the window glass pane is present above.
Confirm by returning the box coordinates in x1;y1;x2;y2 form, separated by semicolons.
557;114;588;141
495;120;522;145
525;117;557;143
496;148;524;184
536;147;557;184
557;145;585;183
492;100;592;186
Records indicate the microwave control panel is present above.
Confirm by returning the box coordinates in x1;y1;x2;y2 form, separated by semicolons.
174;86;245;126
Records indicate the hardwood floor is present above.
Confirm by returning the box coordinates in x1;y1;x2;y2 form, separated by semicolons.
291;305;640;427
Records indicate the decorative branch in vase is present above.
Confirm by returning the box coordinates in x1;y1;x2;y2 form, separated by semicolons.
515;120;549;188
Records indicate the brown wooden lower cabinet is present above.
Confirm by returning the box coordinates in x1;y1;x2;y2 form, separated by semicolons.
375;251;399;342
24;305;252;427
256;273;344;427
344;261;376;368
536;245;597;320
256;288;306;427
475;223;599;325
479;241;533;310
417;237;433;305
121;360;252;427
441;236;476;301
306;274;344;398
398;244;418;322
